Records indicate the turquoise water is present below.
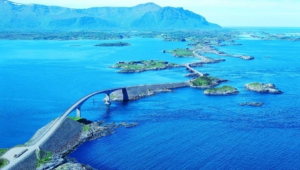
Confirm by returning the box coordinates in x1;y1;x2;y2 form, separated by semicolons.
1;31;300;169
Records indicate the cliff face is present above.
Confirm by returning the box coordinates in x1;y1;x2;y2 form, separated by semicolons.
0;1;221;31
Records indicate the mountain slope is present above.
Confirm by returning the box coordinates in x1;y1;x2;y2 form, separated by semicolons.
131;7;220;30
0;0;221;31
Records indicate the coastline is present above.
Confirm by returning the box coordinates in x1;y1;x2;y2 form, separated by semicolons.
0;28;296;169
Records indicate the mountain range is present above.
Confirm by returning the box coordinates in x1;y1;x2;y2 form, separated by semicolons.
0;0;221;31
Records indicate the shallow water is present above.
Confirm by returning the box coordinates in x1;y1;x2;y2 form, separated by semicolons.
1;31;300;169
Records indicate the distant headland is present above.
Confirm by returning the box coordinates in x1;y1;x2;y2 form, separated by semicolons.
0;1;221;31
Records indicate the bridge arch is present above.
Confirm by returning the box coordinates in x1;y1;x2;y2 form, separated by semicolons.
63;87;129;118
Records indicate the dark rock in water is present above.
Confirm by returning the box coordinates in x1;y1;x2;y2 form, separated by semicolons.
185;73;198;77
37;157;66;170
239;102;264;107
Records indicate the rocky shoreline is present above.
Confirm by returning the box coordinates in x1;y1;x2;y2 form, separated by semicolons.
190;76;228;89
245;83;283;94
37;119;138;170
204;86;239;95
196;45;254;60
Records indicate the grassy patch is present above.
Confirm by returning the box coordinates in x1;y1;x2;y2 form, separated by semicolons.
166;48;193;57
110;93;116;100
0;148;8;156
83;125;90;132
205;86;236;93
247;82;264;90
192;76;219;86
69;116;83;122
248;82;263;87
0;158;9;168
36;151;52;168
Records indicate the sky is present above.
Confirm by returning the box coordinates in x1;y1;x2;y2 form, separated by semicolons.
11;0;300;27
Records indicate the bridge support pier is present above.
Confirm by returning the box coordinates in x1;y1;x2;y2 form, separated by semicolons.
76;107;81;118
104;93;111;105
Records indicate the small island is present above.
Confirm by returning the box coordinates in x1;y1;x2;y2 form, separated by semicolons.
166;48;194;57
95;42;131;47
204;85;239;95
239;102;264;107
245;82;283;94
239;55;254;60
111;60;182;73
190;76;227;88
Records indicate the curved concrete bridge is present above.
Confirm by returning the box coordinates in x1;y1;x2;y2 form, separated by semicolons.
185;63;205;77
1;82;189;169
72;87;129;118
0;87;129;170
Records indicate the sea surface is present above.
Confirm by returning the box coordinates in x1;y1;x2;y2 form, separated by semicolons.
1;29;300;169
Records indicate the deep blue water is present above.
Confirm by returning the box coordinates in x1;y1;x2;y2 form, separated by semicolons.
1;30;300;169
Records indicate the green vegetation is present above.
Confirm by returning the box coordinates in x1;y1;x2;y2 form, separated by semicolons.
191;76;219;87
0;32;130;40
0;158;8;168
110;93;116;100
205;86;237;93
83;125;90;132
95;42;131;47
0;148;8;156
166;48;193;57
69;117;93;125
69;116;83;122
69;116;94;134
36;151;52;168
112;60;178;73
247;82;264;90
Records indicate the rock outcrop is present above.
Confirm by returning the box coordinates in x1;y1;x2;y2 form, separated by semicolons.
55;162;96;170
245;83;283;94
239;102;264;107
204;85;239;95
8;118;138;170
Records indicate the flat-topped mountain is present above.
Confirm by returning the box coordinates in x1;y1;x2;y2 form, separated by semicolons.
0;1;221;31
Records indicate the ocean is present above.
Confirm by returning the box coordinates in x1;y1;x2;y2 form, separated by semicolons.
1;28;300;169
